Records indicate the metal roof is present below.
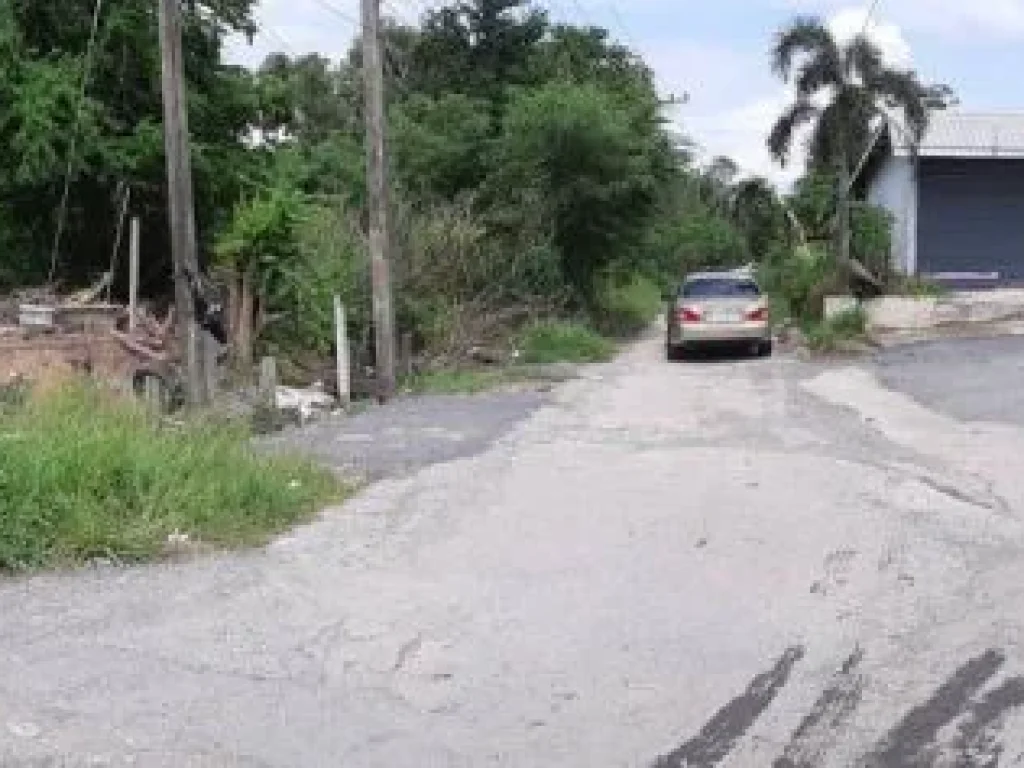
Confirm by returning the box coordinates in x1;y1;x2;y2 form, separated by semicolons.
892;112;1024;158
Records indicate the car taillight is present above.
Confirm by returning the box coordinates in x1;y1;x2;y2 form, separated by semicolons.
677;306;702;323
746;306;769;322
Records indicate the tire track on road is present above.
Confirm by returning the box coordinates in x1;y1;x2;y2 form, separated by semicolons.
652;646;805;768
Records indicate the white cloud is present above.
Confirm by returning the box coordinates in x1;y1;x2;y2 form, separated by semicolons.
828;7;912;64
782;0;1024;40
681;5;915;188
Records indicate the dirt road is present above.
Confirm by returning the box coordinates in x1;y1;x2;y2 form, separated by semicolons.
4;335;1024;766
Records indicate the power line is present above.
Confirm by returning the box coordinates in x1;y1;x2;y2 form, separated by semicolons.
858;0;883;38
307;0;361;31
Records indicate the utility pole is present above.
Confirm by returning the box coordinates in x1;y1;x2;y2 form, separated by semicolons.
158;0;205;406
361;0;397;401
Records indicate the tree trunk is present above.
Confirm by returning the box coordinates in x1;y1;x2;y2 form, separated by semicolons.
237;267;255;375
226;272;240;346
837;163;852;269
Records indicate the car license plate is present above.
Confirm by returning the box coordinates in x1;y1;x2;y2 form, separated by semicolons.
709;310;739;323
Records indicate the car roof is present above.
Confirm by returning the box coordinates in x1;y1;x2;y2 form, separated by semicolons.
684;271;758;283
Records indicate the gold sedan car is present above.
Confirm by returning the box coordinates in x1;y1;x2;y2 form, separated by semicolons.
666;271;772;360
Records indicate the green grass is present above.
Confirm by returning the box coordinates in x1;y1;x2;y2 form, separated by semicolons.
401;367;532;395
517;320;616;365
888;274;949;298
0;383;342;573
804;307;869;353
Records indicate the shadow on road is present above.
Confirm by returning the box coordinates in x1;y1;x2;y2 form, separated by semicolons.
668;344;771;364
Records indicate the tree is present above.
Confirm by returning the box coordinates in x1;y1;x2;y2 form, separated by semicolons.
489;80;666;305
767;16;937;174
213;184;308;369
767;16;942;272
0;0;263;289
731;177;791;260
390;92;493;199
410;0;547;100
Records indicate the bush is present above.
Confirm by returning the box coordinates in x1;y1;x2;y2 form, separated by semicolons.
851;204;894;280
592;272;662;337
887;274;948;297
759;243;839;322
0;384;341;572
804;307;868;352
517;320;615;364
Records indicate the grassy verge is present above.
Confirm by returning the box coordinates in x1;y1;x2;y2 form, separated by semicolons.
517;320;616;365
401;367;535;395
0;382;342;573
803;307;869;353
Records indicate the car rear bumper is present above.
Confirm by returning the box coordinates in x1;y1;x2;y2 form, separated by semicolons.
670;321;771;346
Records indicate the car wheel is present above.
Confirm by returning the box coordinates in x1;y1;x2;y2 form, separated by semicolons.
758;340;773;358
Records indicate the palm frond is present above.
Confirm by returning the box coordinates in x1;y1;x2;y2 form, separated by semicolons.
768;98;818;166
809;92;876;171
868;68;930;141
795;56;844;98
772;16;841;82
844;35;884;83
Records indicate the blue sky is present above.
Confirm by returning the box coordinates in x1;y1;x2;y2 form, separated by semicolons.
226;0;1024;184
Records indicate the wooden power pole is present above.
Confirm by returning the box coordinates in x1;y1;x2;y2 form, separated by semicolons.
361;0;397;401
158;0;205;406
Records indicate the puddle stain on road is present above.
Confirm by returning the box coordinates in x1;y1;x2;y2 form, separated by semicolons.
652;645;805;768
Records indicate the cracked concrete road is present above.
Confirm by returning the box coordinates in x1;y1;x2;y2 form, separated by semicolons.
7;334;1024;766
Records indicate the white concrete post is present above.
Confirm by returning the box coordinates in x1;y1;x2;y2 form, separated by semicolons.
334;296;350;407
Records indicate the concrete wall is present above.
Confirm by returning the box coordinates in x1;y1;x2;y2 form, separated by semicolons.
865;154;917;274
825;289;1024;331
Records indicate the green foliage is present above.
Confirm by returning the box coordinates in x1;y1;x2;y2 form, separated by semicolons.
392;195;563;358
851;203;893;278
759;243;837;321
215;185;308;276
887;274;948;297
402;367;530;395
788;171;836;241
286;205;370;355
731;177;792;259
491;80;665;303
592;272;664;337
391;93;493;199
804;307;868;352
410;0;547;100
671;210;750;275
517;320;615;364
0;0;262;286
0;383;339;572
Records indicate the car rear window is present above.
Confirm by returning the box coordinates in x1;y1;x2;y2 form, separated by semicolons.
681;278;760;299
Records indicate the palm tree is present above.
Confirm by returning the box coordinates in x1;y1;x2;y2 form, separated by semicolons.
767;17;938;271
768;17;932;175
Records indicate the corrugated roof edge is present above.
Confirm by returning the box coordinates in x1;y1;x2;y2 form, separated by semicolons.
891;111;1024;158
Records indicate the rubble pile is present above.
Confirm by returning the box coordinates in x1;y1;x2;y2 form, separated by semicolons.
0;276;180;385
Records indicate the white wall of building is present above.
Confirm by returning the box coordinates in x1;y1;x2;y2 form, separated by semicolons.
865;155;917;274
